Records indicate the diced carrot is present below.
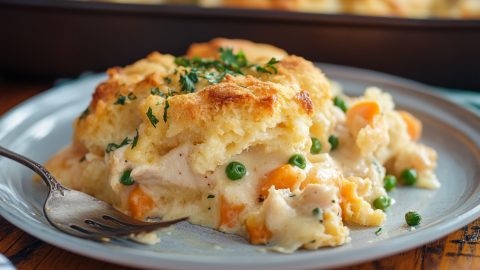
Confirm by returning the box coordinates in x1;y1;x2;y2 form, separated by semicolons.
245;215;272;245
347;100;381;126
398;111;422;141
128;186;155;220
340;180;361;207
259;164;303;198
219;196;245;228
339;178;385;226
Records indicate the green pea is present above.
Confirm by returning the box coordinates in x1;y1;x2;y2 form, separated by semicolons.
225;161;247;180
333;96;348;112
288;154;306;169
405;211;422;226
328;135;339;151
400;168;417;186
120;169;135;185
310;137;322;154
373;196;391;211
384;175;397;192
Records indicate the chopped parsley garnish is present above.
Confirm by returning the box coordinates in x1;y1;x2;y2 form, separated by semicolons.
172;47;261;92
127;92;137;100
207;194;215;199
146;107;159;127
179;69;199;93
266;58;280;73
174;57;191;67
151;87;164;96
114;95;127;105
163;99;170;123
162;90;175;123
131;128;139;149
119;169;135;186
79;108;90;120
202;71;226;84
164;77;172;84
170;48;279;93
312;208;320;216
106;137;131;153
256;58;280;74
375;228;382;235
219;48;247;74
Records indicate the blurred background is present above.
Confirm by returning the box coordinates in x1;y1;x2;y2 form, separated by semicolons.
0;0;479;90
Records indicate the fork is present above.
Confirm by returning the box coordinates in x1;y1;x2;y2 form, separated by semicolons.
0;146;187;240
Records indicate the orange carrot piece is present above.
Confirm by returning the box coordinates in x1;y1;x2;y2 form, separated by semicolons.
259;164;303;198
219;196;245;228
245;215;272;245
347;100;381;126
398;111;422;141
128;186;155;220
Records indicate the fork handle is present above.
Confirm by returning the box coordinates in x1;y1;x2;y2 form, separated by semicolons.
0;145;65;192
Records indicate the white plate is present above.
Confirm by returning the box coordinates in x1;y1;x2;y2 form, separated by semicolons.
0;64;479;270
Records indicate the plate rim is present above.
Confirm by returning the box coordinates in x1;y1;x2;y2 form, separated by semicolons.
0;65;479;270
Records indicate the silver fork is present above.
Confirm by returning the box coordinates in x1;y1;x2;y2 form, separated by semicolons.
0;146;187;240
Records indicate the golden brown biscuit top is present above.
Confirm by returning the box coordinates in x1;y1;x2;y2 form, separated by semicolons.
74;38;331;173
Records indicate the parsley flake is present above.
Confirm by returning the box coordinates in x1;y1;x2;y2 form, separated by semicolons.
146;107;159;127
207;194;215;199
79;108;90;120
119;169;135;185
114;95;127;105
255;66;270;73
312;208;320;216
131;128;139;149
163;99;170;123
164;77;172;84
174;57;191;67
202;72;226;84
127;92;137;100
219;48;247;74
151;87;164;97
256;58;280;74
375;228;382;235
179;69;198;93
106;137;132;153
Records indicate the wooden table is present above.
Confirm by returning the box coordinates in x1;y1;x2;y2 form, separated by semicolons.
0;81;479;270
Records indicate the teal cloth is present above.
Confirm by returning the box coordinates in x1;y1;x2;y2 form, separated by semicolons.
438;89;480;115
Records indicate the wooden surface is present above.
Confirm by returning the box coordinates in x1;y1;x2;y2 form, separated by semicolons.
0;81;479;270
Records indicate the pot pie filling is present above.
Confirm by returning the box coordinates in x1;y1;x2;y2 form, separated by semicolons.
46;38;439;252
